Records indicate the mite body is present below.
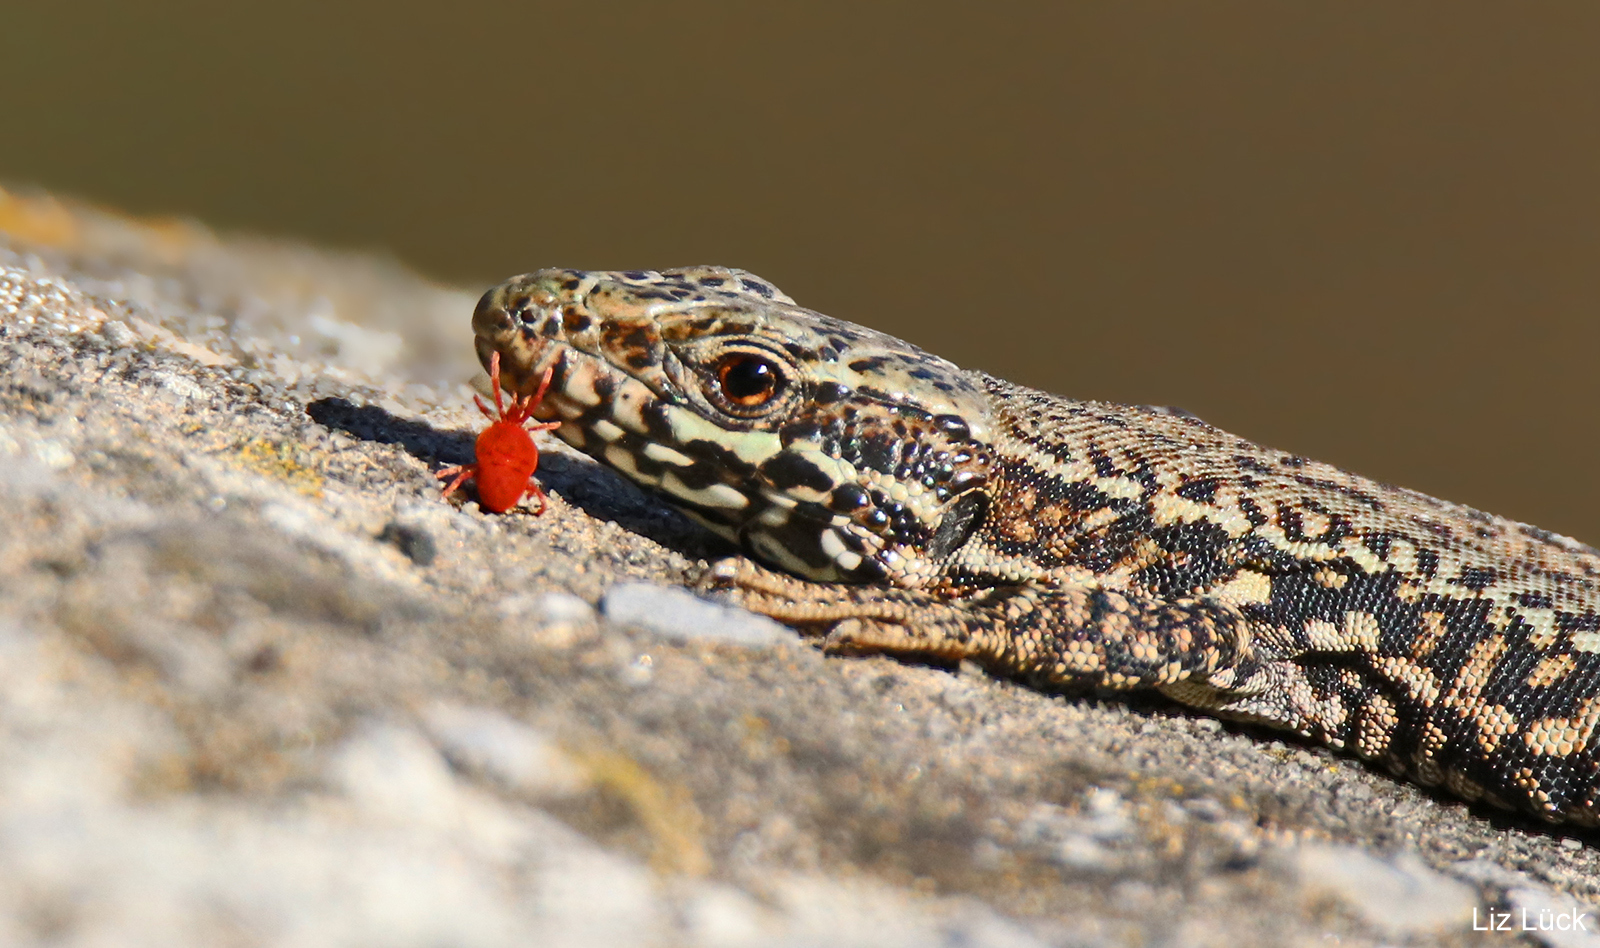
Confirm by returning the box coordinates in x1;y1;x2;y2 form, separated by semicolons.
438;350;558;514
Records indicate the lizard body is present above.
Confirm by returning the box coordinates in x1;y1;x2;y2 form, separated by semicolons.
471;266;1600;825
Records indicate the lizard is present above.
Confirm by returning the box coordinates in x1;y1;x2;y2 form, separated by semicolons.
468;265;1600;826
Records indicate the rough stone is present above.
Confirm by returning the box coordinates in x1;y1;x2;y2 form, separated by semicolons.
602;581;796;647
1;184;1598;946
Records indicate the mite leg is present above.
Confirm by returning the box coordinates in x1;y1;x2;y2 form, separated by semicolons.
436;464;477;500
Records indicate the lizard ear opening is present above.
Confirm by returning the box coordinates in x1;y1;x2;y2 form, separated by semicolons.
928;491;989;562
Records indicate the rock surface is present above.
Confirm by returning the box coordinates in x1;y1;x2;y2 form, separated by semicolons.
0;184;1596;947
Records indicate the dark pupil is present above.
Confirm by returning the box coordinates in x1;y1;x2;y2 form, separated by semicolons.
722;357;776;401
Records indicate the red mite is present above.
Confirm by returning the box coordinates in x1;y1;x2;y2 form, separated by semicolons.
437;350;559;514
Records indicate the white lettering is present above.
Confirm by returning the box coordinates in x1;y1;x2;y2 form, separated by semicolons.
1516;907;1593;933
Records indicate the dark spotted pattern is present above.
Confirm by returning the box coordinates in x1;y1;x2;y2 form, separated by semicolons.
472;266;1600;826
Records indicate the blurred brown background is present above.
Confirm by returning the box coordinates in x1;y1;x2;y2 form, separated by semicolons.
3;2;1598;541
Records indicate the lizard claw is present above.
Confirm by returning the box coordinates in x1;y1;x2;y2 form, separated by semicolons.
689;557;746;596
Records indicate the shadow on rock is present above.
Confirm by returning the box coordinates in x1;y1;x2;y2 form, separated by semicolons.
305;397;732;563
307;397;471;464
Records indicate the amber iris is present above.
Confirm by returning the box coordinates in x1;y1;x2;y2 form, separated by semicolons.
715;353;782;407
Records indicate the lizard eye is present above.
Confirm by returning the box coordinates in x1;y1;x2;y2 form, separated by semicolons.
711;351;787;413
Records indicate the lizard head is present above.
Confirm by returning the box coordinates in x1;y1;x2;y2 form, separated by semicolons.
473;267;997;586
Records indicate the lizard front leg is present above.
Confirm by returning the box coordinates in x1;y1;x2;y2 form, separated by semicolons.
706;558;1434;773
702;557;1279;697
